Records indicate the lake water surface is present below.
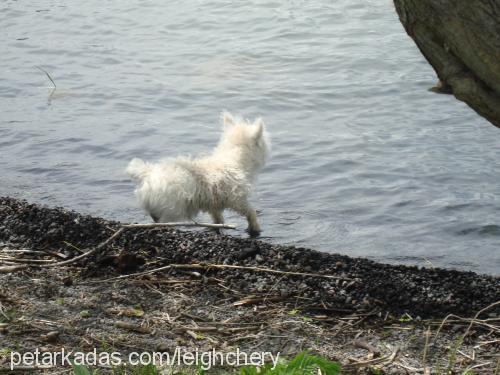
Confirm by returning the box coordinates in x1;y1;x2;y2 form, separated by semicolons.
2;0;500;275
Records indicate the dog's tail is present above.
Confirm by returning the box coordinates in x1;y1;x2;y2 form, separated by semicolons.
126;158;151;182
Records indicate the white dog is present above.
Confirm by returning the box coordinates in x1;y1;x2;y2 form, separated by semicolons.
126;112;271;235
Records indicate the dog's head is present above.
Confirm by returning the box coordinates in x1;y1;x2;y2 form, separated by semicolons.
219;111;271;170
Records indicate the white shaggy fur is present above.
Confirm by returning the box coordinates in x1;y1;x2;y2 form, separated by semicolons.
126;112;271;235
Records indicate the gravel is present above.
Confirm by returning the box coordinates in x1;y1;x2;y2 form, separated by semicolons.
1;196;498;319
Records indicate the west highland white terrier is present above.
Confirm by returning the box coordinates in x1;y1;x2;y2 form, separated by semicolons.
126;112;271;235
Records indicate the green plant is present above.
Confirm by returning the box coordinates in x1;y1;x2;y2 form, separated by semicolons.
73;363;162;375
445;337;464;374
0;347;12;359
73;363;96;375
130;364;159;375
398;313;413;323
80;310;91;318
0;307;17;323
73;352;341;375
240;351;341;375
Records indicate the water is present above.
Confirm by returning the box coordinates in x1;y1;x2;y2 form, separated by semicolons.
1;1;500;275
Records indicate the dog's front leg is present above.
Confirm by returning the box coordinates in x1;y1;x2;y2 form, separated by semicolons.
232;202;261;237
210;210;224;224
245;207;261;237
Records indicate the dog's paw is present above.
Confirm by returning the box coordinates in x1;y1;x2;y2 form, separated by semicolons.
211;227;222;235
247;228;261;237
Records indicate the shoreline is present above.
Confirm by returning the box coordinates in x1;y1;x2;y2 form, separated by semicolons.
0;197;498;373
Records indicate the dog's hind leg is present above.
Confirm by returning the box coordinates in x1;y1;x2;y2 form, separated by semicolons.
150;213;160;223
210;210;224;234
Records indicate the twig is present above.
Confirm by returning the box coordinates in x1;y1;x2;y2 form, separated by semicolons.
456;349;474;361
188;263;354;280
353;340;381;358
0;257;55;264
123;221;236;230
0;249;46;254
233;295;290;306
43;227;125;268
474;339;500;349
393;362;425;373
180;312;210;322
462;301;500;339
186;330;202;340
344;347;399;369
35;65;56;88
62;241;84;254
0;228;124;272
177;326;218;333
131;279;198;286
462;361;492;374
80;264;171;284
434;301;500;343
114;320;152;334
0;303;9;320
82;262;354;284
0;265;28;273
422;326;432;366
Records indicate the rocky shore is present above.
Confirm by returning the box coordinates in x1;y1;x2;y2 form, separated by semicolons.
0;197;498;374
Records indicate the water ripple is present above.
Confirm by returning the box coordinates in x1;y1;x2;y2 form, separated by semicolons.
1;0;499;274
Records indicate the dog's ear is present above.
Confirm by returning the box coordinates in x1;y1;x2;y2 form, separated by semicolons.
253;118;265;139
222;111;235;128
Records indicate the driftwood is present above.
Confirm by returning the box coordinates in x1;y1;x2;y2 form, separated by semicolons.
393;0;500;128
123;222;236;229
